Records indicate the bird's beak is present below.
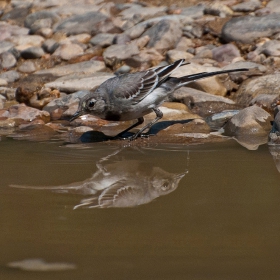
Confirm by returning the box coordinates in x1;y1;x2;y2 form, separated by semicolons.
70;110;83;122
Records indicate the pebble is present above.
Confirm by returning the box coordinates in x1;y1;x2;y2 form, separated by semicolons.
0;52;17;69
52;43;84;60
18;61;36;73
90;33;115;47
0;70;21;83
21;46;45;59
212;43;241;64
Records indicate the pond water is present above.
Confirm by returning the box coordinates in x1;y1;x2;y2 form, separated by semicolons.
1;138;280;279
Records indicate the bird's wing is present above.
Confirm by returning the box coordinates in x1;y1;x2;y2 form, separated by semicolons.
113;59;185;104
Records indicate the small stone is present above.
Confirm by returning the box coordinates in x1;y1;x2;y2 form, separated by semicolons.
166;49;194;63
113;33;131;45
9;35;45;49
21;47;45;59
42;39;59;54
131;35;150;50
0;41;14;54
258;40;280;57
0;70;20;83
52;44;84;60
18;61;36;73
232;0;261;12
212;43;241;64
0;52;17;69
205;110;240;130
90;33;115;47
115;65;131;75
0;79;8;87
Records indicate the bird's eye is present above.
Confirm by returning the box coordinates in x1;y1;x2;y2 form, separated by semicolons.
88;101;95;108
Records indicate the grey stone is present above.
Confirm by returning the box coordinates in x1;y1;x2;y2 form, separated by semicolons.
258;40;280;57
90;33;115;47
180;4;205;18
205;110;240;130
43;90;90;120
0;41;14;54
204;2;233;17
232;0;261;12
1;7;29;25
233;74;280;106
21;47;45;59
222;14;280;43
212;43;241;63
42;39;59;54
124;24;148;39
44;73;114;93
0;52;17;70
35;60;106;77
166;50;194;63
24;11;60;34
266;0;280;14
9;35;45;48
54;11;121;36
0;22;29;41
249;94;279;114
103;44;139;67
18;61;36;73
52;44;84;60
0;79;8;87
0;70;20;83
142;20;182;51
113;33;131;45
0;87;17;100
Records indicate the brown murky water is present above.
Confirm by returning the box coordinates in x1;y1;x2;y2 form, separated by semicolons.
1;138;280;279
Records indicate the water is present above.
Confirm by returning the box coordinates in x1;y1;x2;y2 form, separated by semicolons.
1;138;280;279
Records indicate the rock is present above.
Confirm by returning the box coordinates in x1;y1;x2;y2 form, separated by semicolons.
171;87;238;117
42;39;59;54
43;90;89;120
54;11;121;36
142;20;182;52
115;65;131;75
24;11;60;34
0;52;17;70
131;35;150;50
0;70;20;83
52;43;84;60
20;47;45;59
223;105;272;150
180;4;205;18
266;0;280;14
269;105;280;144
90;33;115;47
204;2;233;17
29;88;60;109
233;74;280;106
0;97;4;109
166;50;194;63
222;14;280;43
0;87;17;100
0;103;50;125
258;40;280;57
1;7;30;26
67;34;91;44
103;44;139;68
119;4;167;21
205;110;240;130
35;60;106;77
113;33;131;45
124;24;148;39
232;0;261;12
18;61;36;73
44;73;114;93
212;43;241;64
0;41;14;54
0;22;29;41
9;35;45;50
172;63;230;96
175;37;195;51
249;94;280;114
157;119;211;136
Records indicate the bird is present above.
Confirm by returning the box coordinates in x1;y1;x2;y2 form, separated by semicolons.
70;59;248;140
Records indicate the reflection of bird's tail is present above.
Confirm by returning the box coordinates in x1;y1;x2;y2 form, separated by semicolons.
172;68;248;89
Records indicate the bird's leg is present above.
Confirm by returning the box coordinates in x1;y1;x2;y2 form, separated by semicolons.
129;108;163;140
115;117;144;139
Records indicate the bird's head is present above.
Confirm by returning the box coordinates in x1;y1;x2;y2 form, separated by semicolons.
70;93;107;122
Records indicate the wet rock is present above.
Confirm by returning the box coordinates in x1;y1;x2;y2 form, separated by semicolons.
24;11;60;34
21;47;45;59
166;50;194;63
0;70;20;83
212;43;241;64
18;61;36;73
222;14;280;43
44;73;114;93
249;94;279;114
52;44;84;60
0;104;50;125
172;87;238;117
103;44;139;68
43;90;90;120
172;63;229;96
233;74;280;106
142;20;182;52
223;105;272;149
157;118;211;136
54;11;121;36
35;60;106;77
42;39;59;54
90;33;115;47
0;41;14;54
232;0;261;12
205;110;240;130
0;52;17;70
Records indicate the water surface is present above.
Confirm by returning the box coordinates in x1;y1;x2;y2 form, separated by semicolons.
1;139;280;279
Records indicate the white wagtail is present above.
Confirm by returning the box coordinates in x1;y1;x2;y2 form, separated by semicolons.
70;59;248;140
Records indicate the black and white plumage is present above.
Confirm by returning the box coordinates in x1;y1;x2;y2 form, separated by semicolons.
71;59;248;140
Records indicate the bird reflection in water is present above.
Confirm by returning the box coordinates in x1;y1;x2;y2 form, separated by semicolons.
11;147;188;208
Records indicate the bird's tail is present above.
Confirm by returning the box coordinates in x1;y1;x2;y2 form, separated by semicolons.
172;68;248;89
